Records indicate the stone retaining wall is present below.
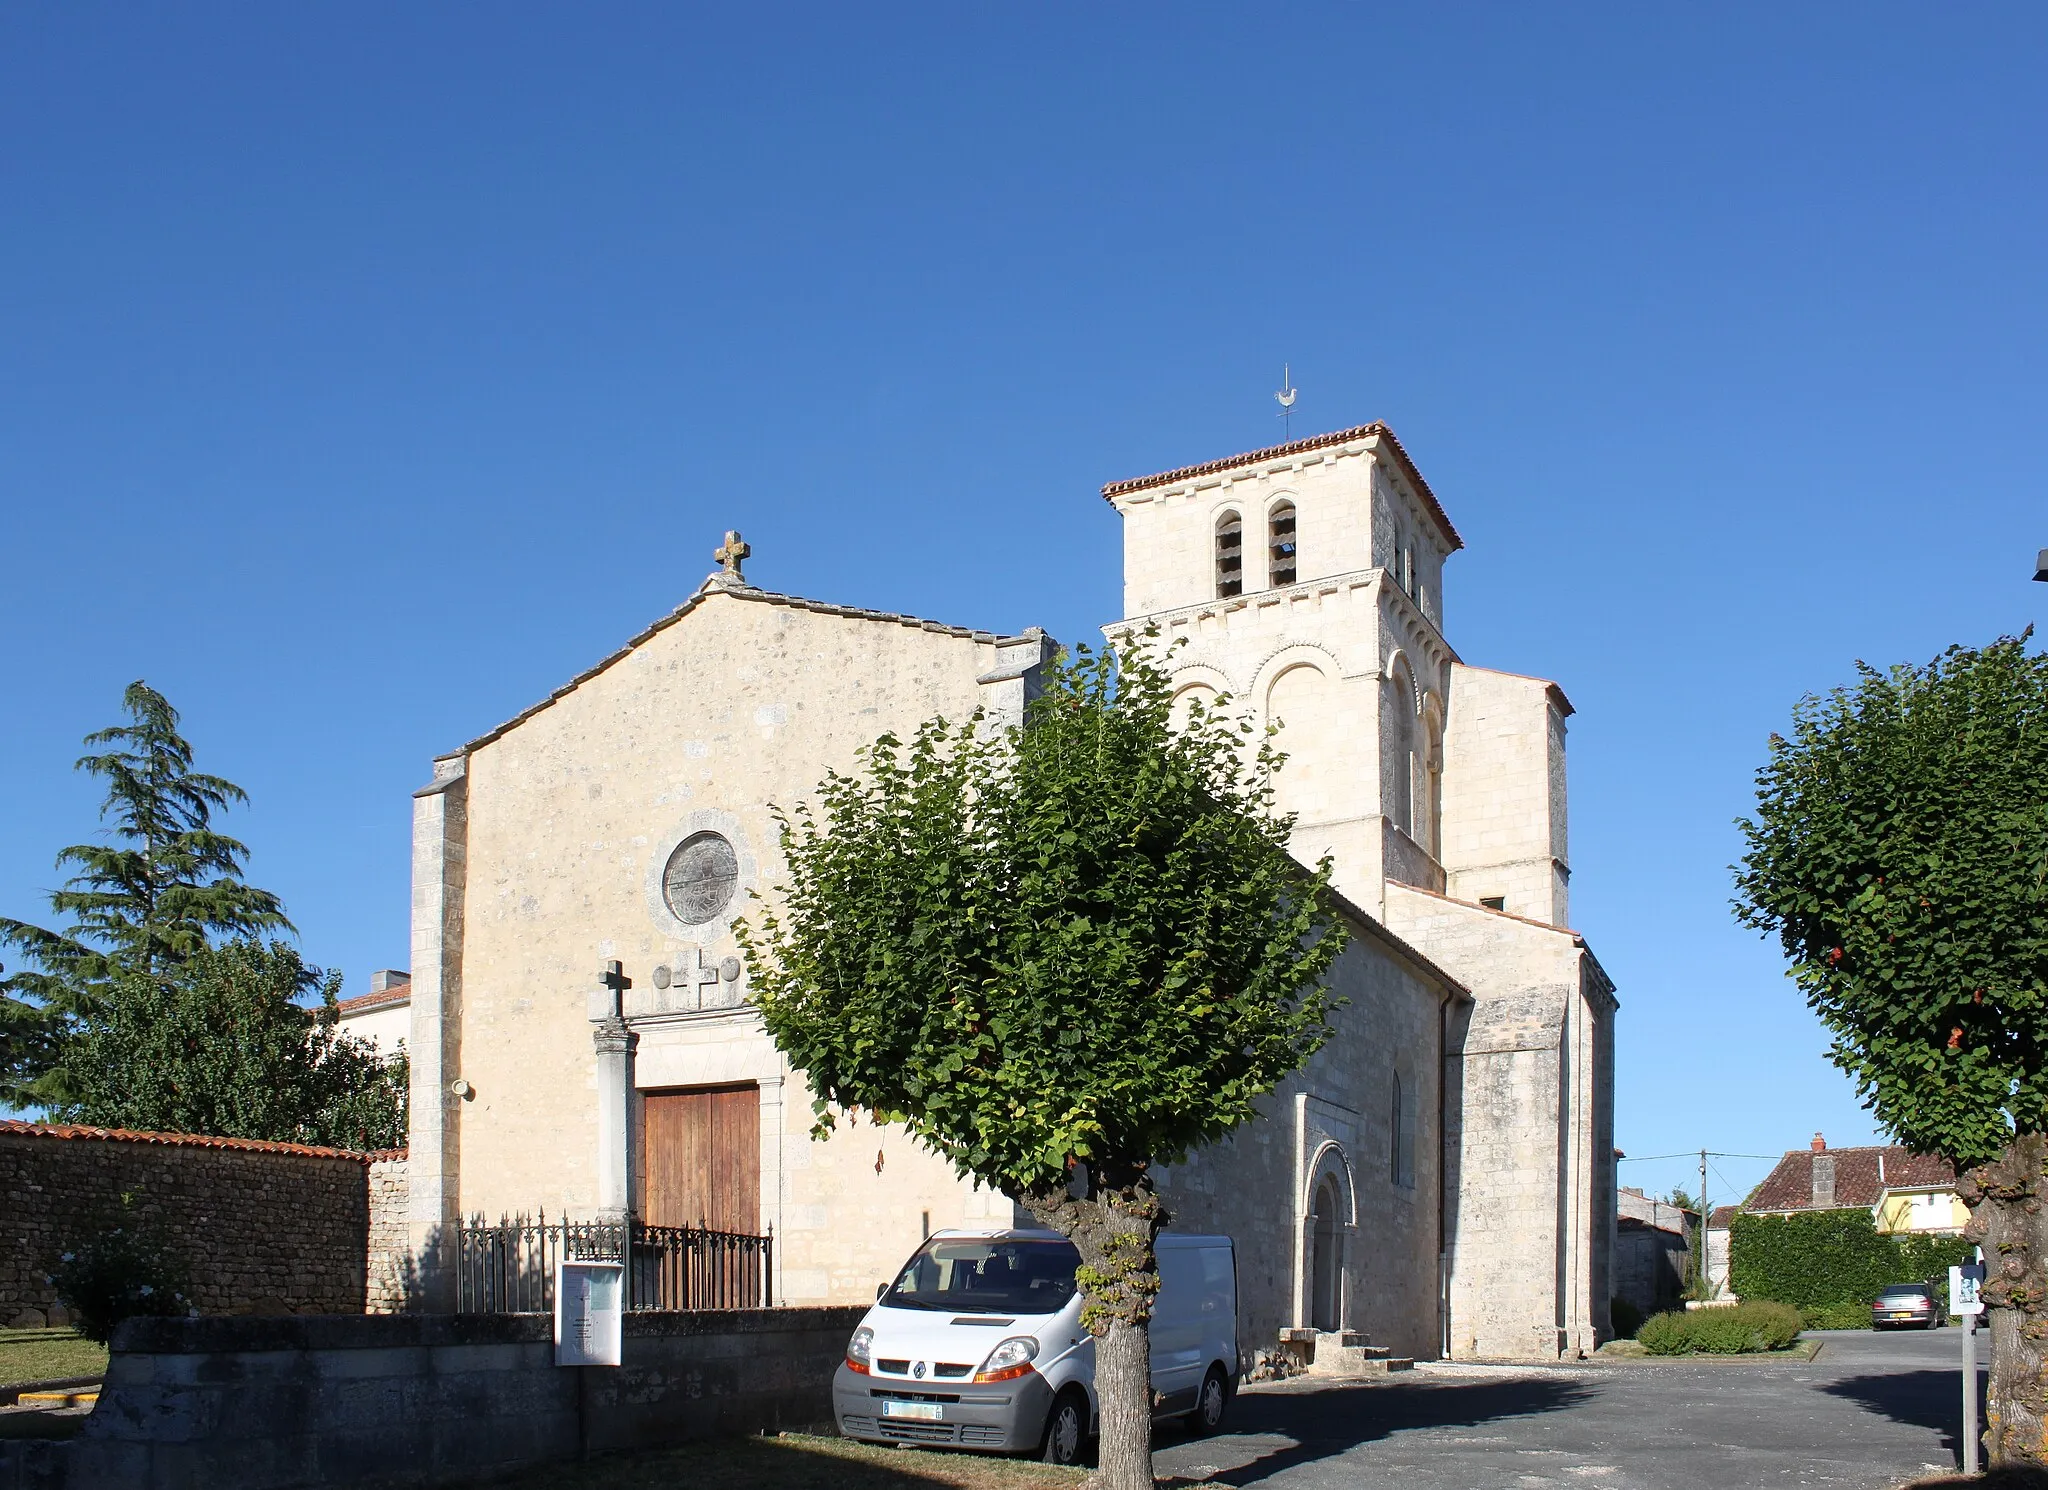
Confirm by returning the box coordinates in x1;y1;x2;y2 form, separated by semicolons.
0;1123;396;1322
0;1306;866;1489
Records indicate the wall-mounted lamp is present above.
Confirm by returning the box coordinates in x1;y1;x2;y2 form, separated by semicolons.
450;1079;475;1100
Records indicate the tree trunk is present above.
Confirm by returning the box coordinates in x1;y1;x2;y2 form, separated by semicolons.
1024;1162;1166;1490
1960;1131;2048;1465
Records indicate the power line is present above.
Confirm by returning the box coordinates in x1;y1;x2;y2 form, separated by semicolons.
1618;1150;1781;1163
1708;1158;1746;1203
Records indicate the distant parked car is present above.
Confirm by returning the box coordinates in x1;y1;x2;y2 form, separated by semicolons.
1871;1284;1946;1330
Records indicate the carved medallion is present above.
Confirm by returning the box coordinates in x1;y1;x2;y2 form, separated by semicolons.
662;832;738;925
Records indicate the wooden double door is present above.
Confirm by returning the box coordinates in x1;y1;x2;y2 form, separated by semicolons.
640;1083;760;1234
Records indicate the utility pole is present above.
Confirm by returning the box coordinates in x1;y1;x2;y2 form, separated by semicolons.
1698;1149;1710;1298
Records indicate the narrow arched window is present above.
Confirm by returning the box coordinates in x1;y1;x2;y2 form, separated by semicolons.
1268;500;1297;588
1390;1072;1405;1183
1421;710;1444;859
1391;1071;1416;1188
1386;665;1417;836
1216;512;1243;598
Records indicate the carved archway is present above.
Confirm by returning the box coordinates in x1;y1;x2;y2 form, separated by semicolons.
1299;1140;1358;1332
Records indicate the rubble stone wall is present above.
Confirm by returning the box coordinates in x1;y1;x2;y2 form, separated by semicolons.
365;1157;411;1313
0;1123;386;1323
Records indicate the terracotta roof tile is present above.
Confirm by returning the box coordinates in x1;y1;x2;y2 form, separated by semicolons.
0;1119;401;1163
336;986;410;1017
1744;1145;1956;1213
1100;422;1463;553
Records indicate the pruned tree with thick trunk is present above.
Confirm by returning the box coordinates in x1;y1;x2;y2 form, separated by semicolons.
737;640;1345;1490
1735;633;2048;1465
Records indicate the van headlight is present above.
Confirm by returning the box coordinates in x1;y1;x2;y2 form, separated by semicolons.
974;1335;1040;1383
846;1326;874;1374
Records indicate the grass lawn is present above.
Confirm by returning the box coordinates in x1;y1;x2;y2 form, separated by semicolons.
487;1433;1091;1490
0;1328;106;1390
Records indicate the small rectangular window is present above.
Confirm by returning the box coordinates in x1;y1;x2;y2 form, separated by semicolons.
1480;896;1506;912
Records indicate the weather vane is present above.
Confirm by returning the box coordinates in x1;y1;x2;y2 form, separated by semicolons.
1274;364;1297;439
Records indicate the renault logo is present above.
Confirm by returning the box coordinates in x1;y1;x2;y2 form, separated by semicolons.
912;1361;926;1379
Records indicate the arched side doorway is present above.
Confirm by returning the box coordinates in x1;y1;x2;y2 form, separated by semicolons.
1299;1141;1357;1333
1311;1179;1343;1331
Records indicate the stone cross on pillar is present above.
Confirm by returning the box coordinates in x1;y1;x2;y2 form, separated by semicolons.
589;960;638;1223
714;530;751;583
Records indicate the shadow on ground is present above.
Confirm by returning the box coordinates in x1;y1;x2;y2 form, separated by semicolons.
1154;1374;1597;1486
469;1432;1083;1490
1821;1370;1977;1463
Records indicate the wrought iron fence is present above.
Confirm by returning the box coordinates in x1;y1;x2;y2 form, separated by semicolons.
456;1213;773;1314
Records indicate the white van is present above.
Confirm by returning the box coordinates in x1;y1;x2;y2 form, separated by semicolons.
833;1227;1237;1465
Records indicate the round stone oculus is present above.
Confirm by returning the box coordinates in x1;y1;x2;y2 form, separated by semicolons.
662;831;738;925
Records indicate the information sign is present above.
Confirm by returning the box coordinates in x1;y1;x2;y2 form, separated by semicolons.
555;1259;624;1367
1951;1262;1985;1317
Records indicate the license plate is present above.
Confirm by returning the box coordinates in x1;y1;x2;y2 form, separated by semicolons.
882;1401;943;1422
1890;1312;1913;1319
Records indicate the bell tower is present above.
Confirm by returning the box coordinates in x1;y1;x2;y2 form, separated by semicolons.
1101;423;1462;916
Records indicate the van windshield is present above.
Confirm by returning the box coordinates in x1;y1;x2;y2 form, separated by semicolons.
883;1237;1082;1315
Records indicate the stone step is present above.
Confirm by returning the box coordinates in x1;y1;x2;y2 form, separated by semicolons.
1305;1345;1411;1377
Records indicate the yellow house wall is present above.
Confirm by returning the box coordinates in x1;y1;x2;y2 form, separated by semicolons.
1875;1192;1970;1234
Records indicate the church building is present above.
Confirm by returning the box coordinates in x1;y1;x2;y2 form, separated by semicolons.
400;424;1617;1362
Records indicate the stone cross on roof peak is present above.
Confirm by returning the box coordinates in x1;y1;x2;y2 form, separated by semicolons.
714;530;751;583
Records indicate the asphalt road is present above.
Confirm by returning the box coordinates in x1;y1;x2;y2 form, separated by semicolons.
1149;1328;1982;1489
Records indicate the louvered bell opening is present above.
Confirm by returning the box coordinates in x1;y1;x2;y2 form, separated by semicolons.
1217;515;1244;598
1269;504;1297;588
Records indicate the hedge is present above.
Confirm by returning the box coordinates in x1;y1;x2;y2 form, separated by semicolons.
1800;1301;1876;1331
1728;1209;1974;1309
1637;1300;1802;1356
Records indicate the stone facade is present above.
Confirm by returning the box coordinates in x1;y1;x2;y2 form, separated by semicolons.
1109;425;1618;1360
1380;883;1615;1359
403;582;1055;1308
404;422;1618;1362
1155;920;1452;1362
0;1124;390;1321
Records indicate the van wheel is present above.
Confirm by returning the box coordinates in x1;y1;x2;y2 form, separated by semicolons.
1040;1390;1089;1465
1185;1367;1229;1436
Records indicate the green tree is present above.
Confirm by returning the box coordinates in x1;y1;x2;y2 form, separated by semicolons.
1734;633;2048;1463
50;939;407;1152
1;682;289;1105
737;642;1346;1489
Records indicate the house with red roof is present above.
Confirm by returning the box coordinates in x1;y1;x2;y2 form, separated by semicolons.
1743;1133;1966;1237
335;970;411;1056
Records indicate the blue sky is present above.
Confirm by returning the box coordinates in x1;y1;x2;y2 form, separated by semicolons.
2;5;2043;1208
